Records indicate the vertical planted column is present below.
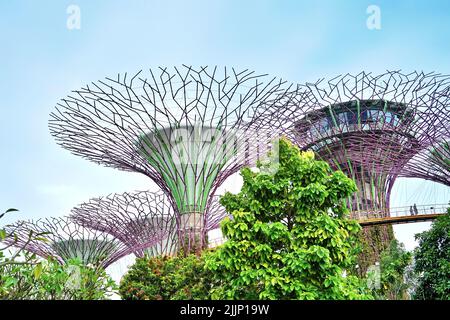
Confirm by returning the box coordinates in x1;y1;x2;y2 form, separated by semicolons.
139;125;240;253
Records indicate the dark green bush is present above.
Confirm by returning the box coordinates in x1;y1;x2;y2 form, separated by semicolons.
119;253;213;300
412;208;450;300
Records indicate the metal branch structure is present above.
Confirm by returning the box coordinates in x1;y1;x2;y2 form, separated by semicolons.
70;190;227;257
261;71;450;267
265;71;450;217
400;139;450;187
204;195;230;231
49;65;289;252
2;217;132;268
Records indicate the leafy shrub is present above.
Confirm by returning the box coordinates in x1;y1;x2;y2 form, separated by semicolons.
119;253;213;300
204;138;372;300
412;208;450;300
1;256;117;300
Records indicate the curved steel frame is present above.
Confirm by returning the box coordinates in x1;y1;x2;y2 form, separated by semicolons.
49;65;289;251
70;190;227;257
400;139;450;186
264;71;450;217
2;217;133;268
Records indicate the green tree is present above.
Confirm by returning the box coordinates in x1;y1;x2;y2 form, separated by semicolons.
204;138;372;300
412;208;450;300
1;257;117;300
119;253;212;300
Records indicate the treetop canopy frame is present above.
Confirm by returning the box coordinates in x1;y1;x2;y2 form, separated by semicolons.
259;71;450;216
49;66;291;219
70;190;228;257
2;217;133;268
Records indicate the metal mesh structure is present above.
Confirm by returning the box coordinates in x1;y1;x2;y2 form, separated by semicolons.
70;190;227;257
49;65;289;251
400;139;450;187
262;71;450;218
2;217;132;268
205;195;230;231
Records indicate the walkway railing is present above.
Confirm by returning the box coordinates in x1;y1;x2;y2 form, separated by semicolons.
354;203;448;226
353;203;448;220
206;204;449;246
208;237;226;248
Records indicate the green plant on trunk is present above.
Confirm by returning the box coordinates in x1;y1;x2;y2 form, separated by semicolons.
204;137;372;300
355;225;395;275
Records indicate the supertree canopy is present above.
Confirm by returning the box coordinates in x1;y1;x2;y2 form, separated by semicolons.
49;65;288;252
70;190;227;257
400;139;450;187
267;71;450;217
2;217;132;268
262;71;450;269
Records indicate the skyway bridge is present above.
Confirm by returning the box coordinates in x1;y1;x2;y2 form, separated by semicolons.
354;203;448;226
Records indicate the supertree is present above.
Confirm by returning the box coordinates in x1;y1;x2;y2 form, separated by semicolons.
70;190;227;257
49;65;289;253
400;139;450;187
2;217;133;268
262;71;450;269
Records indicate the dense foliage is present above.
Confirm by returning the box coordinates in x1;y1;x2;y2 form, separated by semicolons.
204;138;372;300
1;257;117;300
412;208;450;300
119;253;212;300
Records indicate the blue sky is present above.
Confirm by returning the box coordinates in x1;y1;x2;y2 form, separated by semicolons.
0;0;449;251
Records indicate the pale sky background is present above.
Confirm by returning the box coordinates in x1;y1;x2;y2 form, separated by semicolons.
0;0;449;278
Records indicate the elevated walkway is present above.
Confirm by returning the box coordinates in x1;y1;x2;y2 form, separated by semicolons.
354;204;448;226
206;204;449;248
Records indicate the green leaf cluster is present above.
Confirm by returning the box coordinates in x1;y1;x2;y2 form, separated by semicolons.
412;208;450;300
119;253;213;300
204;138;372;299
0;256;117;300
